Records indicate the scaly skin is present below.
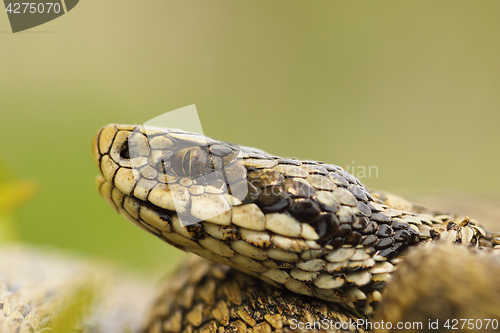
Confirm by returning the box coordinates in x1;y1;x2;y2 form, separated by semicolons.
92;124;499;325
144;254;371;333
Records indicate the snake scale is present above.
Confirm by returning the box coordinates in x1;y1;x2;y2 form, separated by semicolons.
90;124;500;333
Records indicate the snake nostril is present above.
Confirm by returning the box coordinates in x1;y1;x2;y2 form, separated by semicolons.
119;139;131;160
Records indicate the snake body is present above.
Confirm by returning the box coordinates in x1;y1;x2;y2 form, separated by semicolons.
145;244;500;333
91;124;500;331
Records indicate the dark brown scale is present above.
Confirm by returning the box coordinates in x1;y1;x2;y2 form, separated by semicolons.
309;213;341;246
377;242;408;260
371;212;392;223
256;186;283;206
247;169;283;188
376;224;394;237
353;300;366;312
355;202;371;217
361;234;378;246
366;247;377;257
352;217;369;230
186;223;207;240
447;221;460;231
344;231;363;245
208;144;233;156
320;212;341;230
260;196;291;214
406;227;419;242
394;242;409;252
374;237;395;250
429;229;444;240
276;158;302;165
159;214;173;225
338;224;352;237
289;198;322;222
376;246;398;260
310;219;330;240
360;221;378;235
222;163;247;184
394;230;411;242
256;186;291;213
329;237;345;249
391;218;409;230
348;184;368;201
282;178;316;198
390;242;408;257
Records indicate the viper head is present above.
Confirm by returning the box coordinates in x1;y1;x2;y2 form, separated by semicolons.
91;124;253;229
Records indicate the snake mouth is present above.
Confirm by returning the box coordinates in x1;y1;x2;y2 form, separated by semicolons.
95;175;177;240
95;174;218;254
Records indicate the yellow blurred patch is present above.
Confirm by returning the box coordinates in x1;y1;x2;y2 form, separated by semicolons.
0;180;37;242
0;180;37;215
46;283;97;333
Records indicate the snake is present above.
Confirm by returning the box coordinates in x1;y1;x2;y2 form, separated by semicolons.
90;123;500;333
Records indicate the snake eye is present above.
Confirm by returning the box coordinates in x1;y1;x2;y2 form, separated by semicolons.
172;146;211;177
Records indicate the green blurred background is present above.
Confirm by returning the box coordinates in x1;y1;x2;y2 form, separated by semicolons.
1;1;499;271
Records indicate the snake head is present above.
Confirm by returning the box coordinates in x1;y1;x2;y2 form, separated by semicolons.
91;124;257;227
